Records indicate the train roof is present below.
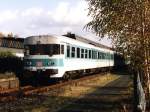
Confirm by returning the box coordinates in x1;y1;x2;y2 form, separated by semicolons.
63;33;114;51
25;33;114;51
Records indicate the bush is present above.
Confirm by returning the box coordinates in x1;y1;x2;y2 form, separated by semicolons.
0;52;23;78
0;51;15;58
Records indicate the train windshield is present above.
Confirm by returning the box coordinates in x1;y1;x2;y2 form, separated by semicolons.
25;44;60;55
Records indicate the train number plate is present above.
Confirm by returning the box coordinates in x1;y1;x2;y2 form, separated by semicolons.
36;61;43;67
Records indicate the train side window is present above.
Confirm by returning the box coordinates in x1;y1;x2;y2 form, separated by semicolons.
77;47;80;58
67;46;70;57
53;44;60;54
98;52;100;59
92;50;94;59
96;51;98;59
93;51;96;59
61;45;64;54
107;53;109;59
102;53;104;59
101;53;103;59
106;53;108;59
109;54;111;59
85;49;88;58
89;50;91;59
99;52;101;59
93;51;95;59
111;54;114;60
96;51;97;59
81;49;84;58
108;53;110;59
94;51;96;59
99;52;102;59
103;53;106;59
71;47;75;58
105;53;107;59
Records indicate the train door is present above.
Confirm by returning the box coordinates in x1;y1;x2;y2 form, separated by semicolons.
60;44;64;56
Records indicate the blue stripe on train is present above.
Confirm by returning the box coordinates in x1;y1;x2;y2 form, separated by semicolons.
24;58;64;67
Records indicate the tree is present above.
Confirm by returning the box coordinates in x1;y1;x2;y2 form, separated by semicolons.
0;32;5;38
86;0;150;95
0;51;15;58
7;32;13;37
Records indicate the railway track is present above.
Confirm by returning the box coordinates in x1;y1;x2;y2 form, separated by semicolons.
0;73;107;102
23;73;107;95
0;72;132;112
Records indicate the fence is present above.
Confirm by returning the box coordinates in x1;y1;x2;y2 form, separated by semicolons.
136;73;146;112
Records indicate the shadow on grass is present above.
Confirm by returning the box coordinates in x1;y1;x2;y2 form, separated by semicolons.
0;75;133;112
57;75;133;112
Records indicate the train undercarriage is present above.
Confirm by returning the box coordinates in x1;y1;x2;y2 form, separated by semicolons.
22;67;113;86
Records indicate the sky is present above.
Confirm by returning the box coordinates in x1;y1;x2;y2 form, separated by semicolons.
0;0;111;46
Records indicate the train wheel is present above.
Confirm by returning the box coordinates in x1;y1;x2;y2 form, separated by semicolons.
31;75;38;86
63;72;70;81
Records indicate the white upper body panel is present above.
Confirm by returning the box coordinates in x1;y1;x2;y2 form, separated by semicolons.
24;35;114;54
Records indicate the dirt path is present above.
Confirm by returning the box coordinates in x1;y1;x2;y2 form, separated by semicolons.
57;75;132;112
0;73;133;112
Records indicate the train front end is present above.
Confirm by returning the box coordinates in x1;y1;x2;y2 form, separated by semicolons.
23;35;65;79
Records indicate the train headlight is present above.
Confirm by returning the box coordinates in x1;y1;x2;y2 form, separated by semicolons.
27;61;32;66
47;61;54;66
47;62;51;66
51;62;54;65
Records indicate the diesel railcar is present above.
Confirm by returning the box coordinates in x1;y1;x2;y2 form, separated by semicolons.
24;34;114;79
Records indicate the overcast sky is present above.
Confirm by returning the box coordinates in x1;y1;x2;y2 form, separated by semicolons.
0;0;111;46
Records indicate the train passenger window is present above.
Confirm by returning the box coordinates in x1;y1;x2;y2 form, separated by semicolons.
108;53;110;59
92;51;97;59
81;49;84;58
85;49;88;58
109;54;112;59
61;45;64;54
77;48;80;58
105;53;107;59
89;50;91;59
111;54;114;60
103;53;106;59
92;50;94;59
107;53;109;59
99;52;102;59
100;52;102;59
95;51;98;59
71;47;75;58
67;46;70;57
98;52;100;59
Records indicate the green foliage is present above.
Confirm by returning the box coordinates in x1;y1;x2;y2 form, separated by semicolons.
86;0;150;91
0;51;15;58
